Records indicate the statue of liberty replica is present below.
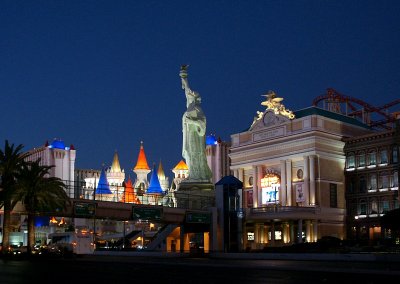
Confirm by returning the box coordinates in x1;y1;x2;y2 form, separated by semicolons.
175;65;214;209
180;64;212;182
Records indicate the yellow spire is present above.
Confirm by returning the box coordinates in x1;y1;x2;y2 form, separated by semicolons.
134;141;150;170
173;159;188;170
157;160;166;179
110;150;122;173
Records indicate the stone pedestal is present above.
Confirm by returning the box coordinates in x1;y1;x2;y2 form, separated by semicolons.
175;181;215;210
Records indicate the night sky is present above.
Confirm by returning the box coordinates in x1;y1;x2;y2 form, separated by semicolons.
1;1;399;181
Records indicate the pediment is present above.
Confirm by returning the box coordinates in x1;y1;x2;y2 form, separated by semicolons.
250;110;290;131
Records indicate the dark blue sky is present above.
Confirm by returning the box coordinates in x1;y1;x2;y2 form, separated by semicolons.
1;0;399;180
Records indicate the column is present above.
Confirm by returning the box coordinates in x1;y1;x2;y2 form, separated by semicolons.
233;169;239;179
310;155;316;205
263;224;269;245
297;219;303;243
238;168;244;183
289;221;295;245
280;160;287;206
257;166;263;207
282;222;290;244
270;222;275;246
252;166;258;207
305;220;311;242
286;160;292;206
303;156;310;206
313;220;318;242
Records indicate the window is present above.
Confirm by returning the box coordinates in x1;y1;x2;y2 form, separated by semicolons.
370;199;378;214
381;200;390;213
359;176;367;192
329;183;337;208
379;174;389;189
380;149;388;164
357;152;365;167
369;174;377;190
348;177;356;193
360;202;367;215
369;151;376;166
347;154;355;168
393;146;398;163
392;171;398;188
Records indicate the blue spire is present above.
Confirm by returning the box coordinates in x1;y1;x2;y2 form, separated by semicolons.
147;164;163;195
95;166;112;194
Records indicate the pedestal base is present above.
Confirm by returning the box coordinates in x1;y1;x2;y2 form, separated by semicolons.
175;181;215;210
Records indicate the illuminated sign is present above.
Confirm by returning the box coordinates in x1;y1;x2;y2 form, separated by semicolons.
261;171;280;204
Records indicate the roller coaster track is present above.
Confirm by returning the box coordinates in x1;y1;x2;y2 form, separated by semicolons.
312;88;400;130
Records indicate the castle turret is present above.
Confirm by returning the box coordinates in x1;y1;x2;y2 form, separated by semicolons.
107;150;125;200
133;141;151;192
157;160;169;192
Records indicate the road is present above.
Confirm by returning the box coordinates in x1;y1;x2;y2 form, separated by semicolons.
1;254;399;284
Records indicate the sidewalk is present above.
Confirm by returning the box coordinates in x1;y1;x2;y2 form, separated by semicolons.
93;250;400;262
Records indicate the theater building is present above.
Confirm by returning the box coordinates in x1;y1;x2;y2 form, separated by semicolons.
229;91;372;250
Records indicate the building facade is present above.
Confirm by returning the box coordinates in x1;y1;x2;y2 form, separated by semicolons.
343;128;400;244
229;92;372;250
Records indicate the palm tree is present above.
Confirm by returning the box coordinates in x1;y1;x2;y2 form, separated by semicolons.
0;140;30;254
13;160;71;255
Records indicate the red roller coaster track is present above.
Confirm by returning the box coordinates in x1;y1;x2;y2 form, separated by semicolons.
312;88;400;130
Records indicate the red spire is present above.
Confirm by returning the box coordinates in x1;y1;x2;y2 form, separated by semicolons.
70;144;75;150
133;141;150;170
120;178;140;204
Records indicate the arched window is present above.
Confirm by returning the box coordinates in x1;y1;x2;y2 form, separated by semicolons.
359;199;367;215
368;150;376;166
369;174;377;190
392;145;398;163
357;151;365;167
370;198;378;214
347;153;355;169
392;171;398;188
379;148;388;165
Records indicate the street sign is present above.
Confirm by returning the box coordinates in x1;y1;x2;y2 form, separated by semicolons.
74;202;96;217
186;212;211;224
133;207;162;221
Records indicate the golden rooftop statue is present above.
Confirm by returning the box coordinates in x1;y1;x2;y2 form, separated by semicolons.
261;90;295;119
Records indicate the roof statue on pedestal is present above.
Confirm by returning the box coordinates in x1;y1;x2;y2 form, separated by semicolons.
250;90;295;130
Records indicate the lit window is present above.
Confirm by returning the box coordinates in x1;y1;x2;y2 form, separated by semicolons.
392;146;398;163
379;174;389;189
380;149;388;164
369;151;376;166
347;154;355;168
370;174;377;190
392;171;398;187
247;232;254;241
358;153;365;167
381;200;390;213
370;199;378;214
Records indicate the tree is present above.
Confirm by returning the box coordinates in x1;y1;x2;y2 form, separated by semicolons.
0;140;30;254
13;160;71;255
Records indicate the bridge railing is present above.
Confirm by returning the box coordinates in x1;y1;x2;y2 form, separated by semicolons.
61;180;215;210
